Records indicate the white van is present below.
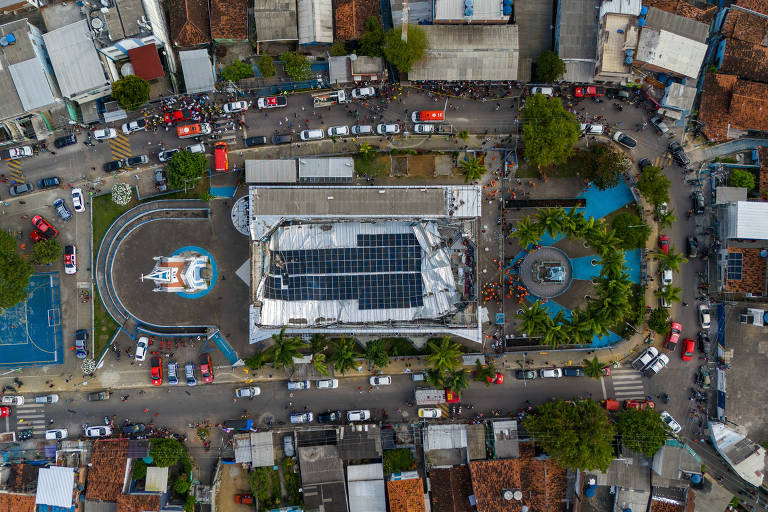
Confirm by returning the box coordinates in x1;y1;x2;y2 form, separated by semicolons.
186;143;206;154
351;125;374;135
300;129;324;141
579;123;604;135
531;87;554;96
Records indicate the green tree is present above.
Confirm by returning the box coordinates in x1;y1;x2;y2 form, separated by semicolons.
509;216;544;248
582;356;605;379
312;353;330;376
443;370;469;394
579;143;630;191
458;130;470;141
729;168;755;190
654;248;688;273
569;309;607;345
111;75;150;111
592;228;622;258
541;311;570;349
184;494;196;512
523;399;615;471
310;334;329;355
174;476;191;494
535;50;566;83
364;339;389;368
657;209;677;229
281;51;312;80
536;207;565;238
458;156;487;183
521;93;580;169
655;285;682;305
648;307;669;332
150;438;184;467
269;328;303;369
220;59;254;82
0;250;33;311
426;336;462;374
383;25;428;73
611;212;651;250
516;300;551;337
167;150;207;190
383;448;415;473
595;276;631;301
472;360;496;386
132;460;147;480
636;166;670;207
560;208;584;236
329;40;347;56
257;55;276;78
425;367;443;388
244;351;266;370
0;231;16;254
357;142;375;161
360;16;385;57
618;408;668;456
330;337;358;374
32;239;61;265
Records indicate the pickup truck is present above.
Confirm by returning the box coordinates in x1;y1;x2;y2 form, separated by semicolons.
312;90;348;107
257;96;287;109
1;146;33;160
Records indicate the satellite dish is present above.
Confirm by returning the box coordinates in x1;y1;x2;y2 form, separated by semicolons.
100;7;109;13
513;491;523;501
91;17;103;29
503;491;514;501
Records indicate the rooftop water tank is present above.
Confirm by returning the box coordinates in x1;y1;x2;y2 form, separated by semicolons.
465;7;474;15
638;17;646;26
640;5;648;15
625;56;633;65
585;486;597;498
691;474;703;484
503;4;512;14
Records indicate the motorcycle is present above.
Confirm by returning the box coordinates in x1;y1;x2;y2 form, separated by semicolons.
663;393;670;403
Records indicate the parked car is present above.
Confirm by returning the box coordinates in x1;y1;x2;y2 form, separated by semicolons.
346;410;371;422
327;125;349;137
87;391;110;401
681;338;696;362
150;357;163;386
93;128;118;140
199;353;214;383
414;124;435;134
71;188;85;212
418;408;442;418
299;129;324;141
487;372;504;384
612;131;637;148
64;245;77;274
122;423;146;434
35;394;59;404
53;134;77;148
290;412;313;424
283;435;295;457
316;379;339;389
351;125;374;135
244;136;268;147
103;159;124;172
163;109;192;124
606;88;630;99
126;155;149;167
562;367;584;377
369;376;392;386
271;134;292;145
650;116;670;134
74;328;87;358
376;123;400;135
539;368;563;378
234;494;255;505
287;380;311;390
698;304;711;329
0;407;9;417
223;101;249;113
574;86;602;97
687;236;698;258
54;199;72;221
84;425;112;438
631;346;659;370
658;235;670;254
38;176;61;189
257;96;287;109
661;268;673;286
665;322;682;350
184;362;197;386
530;86;553;96
167;362;179;385
9;183;34;196
691;190;705;214
668;141;690;166
515;369;537;380
121;119;147;135
157;148;179;162
697;364;711;390
660;411;682;433
624;399;655;410
643;354;670;376
154;169;167;192
351;87;376;99
31;215;58;238
235;386;261;398
135;336;149;362
45;429;68;440
638;158;652;171
318;411;342;423
1;395;23;405
697;331;711;353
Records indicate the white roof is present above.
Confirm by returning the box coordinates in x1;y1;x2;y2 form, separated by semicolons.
297;0;333;44
710;422;765;487
298;157;355;181
145;466;169;492
245;159;297;183
348;463;384;481
425;424;468;451
636;28;707;79
234;433;252;463
9;59;56;111
434;0;507;22
179;50;216;94
35;466;74;508
600;0;641;17
250;431;275;467
43;20;108;98
727;201;768;240
347;464;386;512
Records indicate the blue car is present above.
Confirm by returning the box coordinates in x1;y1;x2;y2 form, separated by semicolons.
74;329;88;359
53;199;72;221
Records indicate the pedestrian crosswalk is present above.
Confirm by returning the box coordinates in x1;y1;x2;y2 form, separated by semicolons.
438;403;449;417
109;133;131;160
650;154;674;169
7;160;24;183
608;367;646;400
14;403;48;434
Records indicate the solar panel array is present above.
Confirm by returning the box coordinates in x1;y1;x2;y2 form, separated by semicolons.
264;232;424;310
726;252;743;280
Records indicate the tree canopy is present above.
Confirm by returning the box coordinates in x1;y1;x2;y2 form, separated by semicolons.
729;168;755;190
150;438;184;467
618;408;668;456
270;328;303;369
0;231;16;255
426;336;462;374
524;400;616;471
167;150;207;190
359;17;385;57
111;75;150;111
384;25;428;73
648;307;669;332
257;55;276;78
220;60;253;82
33;239;62;265
0;247;32;311
330;337;358;374
521;93;580;168
535;50;566;83
364;339;389;368
636;166;670;207
459;156;487;183
329;40;348;57
281;51;312;81
611;212;650;250
578;143;630;191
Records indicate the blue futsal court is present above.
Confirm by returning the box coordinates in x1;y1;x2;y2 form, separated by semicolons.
0;273;64;367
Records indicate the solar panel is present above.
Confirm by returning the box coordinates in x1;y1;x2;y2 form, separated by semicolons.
726;252;743;280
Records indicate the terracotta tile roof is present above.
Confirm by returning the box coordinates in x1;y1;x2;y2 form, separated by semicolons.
169;0;211;47
0;492;35;512
651;498;685;512
719;2;768;83
6;464;39;493
85;439;128;502
127;45;165;80
641;0;716;23
759;146;768;199
387;478;425;512
699;73;737;142
116;493;161;512
430;466;474;512
724;247;766;296
334;0;379;40
210;0;248;40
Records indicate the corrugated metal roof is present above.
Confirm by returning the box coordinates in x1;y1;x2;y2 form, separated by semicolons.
348;463;383;481
250;432;275;467
253;0;298;41
234;433;252;463
245;159;297;183
179;50;216;94
8;59;57;111
329;56;352;84
297;0;333;44
715;187;747;205
43;20;108;99
663;83;697;111
644;6;709;43
557;0;599;60
298;157;355;180
35;466;75;508
145;466;169;492
728;201;768;240
425;424;468;451
348;464;386;512
434;0;507;22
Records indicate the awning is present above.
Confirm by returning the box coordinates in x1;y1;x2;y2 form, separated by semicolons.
127;44;164;81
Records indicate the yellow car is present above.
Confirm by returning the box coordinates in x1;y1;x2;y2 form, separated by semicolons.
418;408;442;419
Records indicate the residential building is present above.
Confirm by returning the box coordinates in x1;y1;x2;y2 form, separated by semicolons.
253;0;298;43
491;419;519;459
593;0;641;84
0;0;43;10
179;49;216;93
299;157;355;184
698;74;768;142
424;424;470;466
713;0;768;85
298;0;333;45
35;466;75;511
429;466;474;512
408;25;519;81
347;464;386;512
233;432;276;468
210;0;249;43
386;477;426;512
390;0;432;26
245;159;298;183
715;200;768;297
329;55;386;84
85;439;129;503
555;0;599;83
298;445;348;512
169;0;211;47
335;0;379;40
432;0;510;24
641;0;716;23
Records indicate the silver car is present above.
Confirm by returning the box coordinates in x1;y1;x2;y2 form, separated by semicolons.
184;362;197;386
287;380;310;390
235;386;261;398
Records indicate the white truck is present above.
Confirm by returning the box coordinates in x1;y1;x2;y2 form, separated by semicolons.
414;388;445;406
312;90;348;107
1;146;33;160
740;308;767;326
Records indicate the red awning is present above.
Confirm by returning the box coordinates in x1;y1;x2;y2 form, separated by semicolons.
127;44;164;81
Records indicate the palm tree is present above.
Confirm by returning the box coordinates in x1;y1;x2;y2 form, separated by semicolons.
426;336;463;374
459;156;487;182
654;249;688;273
561;208;584;236
364;339;389;368
541;311;570;349
583;305;611;338
330;337;358;374
472;360;497;386
426;368;444;388
592;228;621;257
568;309;605;345
598;250;625;280
310;334;329;355
536;208;565;238
657;208;677;229
312;353;330;376
574;215;598;239
596;293;629;325
510;216;543;248
583;356;605;379
595;276;631;298
516;300;551;337
244;351;266;370
270;328;303;369
357;142;375;161
443;370;469;394
655;285;682;304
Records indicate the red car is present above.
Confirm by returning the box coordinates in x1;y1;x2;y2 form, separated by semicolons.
658;235;670;254
199;353;214;384
681;338;696;361
665;322;682;350
0;406;9;417
163;109;191;124
30;230;45;243
487;372;504;385
31;215;58;239
574;86;602;97
234;494;254;504
150;356;163;386
624;399;655;410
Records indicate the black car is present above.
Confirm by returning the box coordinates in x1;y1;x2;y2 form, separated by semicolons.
668;141;690;166
9;183;34;196
271;134;292;145
103;159;124;172
691;190;705;214
37;176;61;189
687;236;698;258
515;369;537;380
53;134;77;148
562;367;584;377
606;88;631;100
122;423;146;434
638;158;651;171
245;136;268;147
317;411;342;423
697;331;711;353
87;391;110;401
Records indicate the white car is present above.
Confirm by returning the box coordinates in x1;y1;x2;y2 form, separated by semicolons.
45;429;68;440
71;188;85;212
135;336;149;362
347;410;371;421
660;411;682;434
316;379;339;389
661;268;673;286
418;408;442;418
369;376;392;386
300;129;324;141
643;354;670;377
414;124;435;134
64;245;77;275
351;87;376;99
1;395;24;406
93;128;118;140
538;368;563;378
35;394;58;404
376;123;400;135
698;304;711;329
223;101;249;113
631;346;659;370
235;386;261;398
290;412;313;424
6;146;33;159
327;125;350;137
84;425;112;438
287;380;311;390
531;87;554;96
121;120;146;135
184;362;197;386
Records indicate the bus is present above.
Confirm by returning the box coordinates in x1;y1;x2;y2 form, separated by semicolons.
214;142;228;172
177;123;211;139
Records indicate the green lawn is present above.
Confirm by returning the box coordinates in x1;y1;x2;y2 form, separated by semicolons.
354;155;390;178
